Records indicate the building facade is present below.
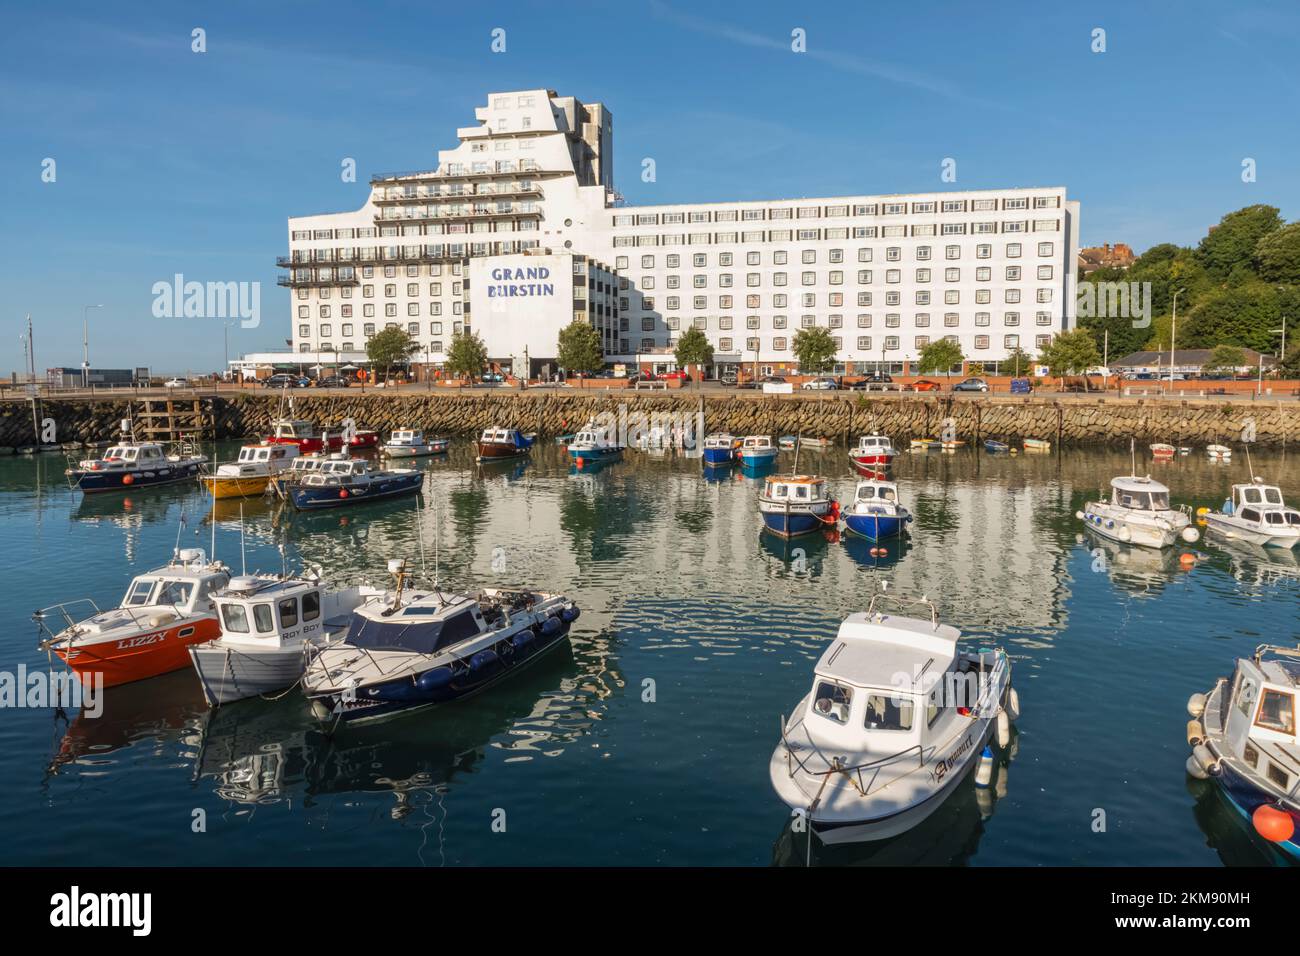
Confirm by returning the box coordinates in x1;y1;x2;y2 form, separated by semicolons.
280;88;1081;377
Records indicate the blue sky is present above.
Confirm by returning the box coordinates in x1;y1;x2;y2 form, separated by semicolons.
3;1;1298;372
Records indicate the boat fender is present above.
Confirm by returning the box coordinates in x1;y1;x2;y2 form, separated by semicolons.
1075;510;1084;520
1180;526;1199;543
1006;687;1021;720
148;612;174;628
1118;526;1131;542
996;710;1011;748
416;667;453;692
510;630;535;649
469;648;499;671
560;605;580;623
1186;719;1205;747
1186;693;1207;718
540;616;562;637
1252;804;1295;843
1185;754;1210;780
975;746;994;787
1191;743;1220;777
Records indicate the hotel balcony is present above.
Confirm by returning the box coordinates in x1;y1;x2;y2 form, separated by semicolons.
369;164;556;185
277;274;360;288
371;183;542;204
374;205;543;225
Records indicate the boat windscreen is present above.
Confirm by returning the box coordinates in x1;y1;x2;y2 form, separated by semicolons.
344;609;481;653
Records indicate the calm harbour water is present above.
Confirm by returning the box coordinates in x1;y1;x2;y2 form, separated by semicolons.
0;441;1297;866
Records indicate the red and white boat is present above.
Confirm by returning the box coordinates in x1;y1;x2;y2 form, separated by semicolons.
37;548;231;688
848;434;896;471
265;417;378;453
1150;442;1176;461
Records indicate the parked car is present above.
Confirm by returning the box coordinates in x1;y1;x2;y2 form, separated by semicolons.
1009;378;1034;394
801;377;838;390
848;373;894;391
163;378;187;388
263;373;298;388
663;370;691;382
907;379;943;392
952;377;989;393
316;375;349;388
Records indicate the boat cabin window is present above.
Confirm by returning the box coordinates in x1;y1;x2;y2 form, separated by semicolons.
1254;689;1296;734
278;597;298;628
222;603;249;633
123;448;139;461
813;681;853;724
395;431;413;440
302;591;320;621
1267;763;1291;789
1243;743;1259;768
1288;513;1300;526
105;446;127;459
794;484;809;500
124;578;156;606
1265;512;1286;525
1263;487;1283;504
157;580;194;606
1240;507;1261;523
238;448;254;462
864;693;914;731
927;689;943;727
253;604;275;634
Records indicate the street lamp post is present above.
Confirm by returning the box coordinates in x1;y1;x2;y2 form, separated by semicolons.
1168;288;1184;390
82;304;103;389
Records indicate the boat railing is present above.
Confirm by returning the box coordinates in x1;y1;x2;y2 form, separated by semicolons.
779;714;925;796
32;599;104;641
864;591;940;628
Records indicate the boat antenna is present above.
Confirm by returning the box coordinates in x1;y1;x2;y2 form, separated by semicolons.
1244;442;1257;482
793;432;802;476
239;503;247;576
1130;436;1136;478
173;509;187;559
416;492;428;580
279;541;288;580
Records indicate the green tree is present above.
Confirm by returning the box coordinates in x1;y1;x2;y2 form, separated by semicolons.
1280;342;1300;376
1039;329;1101;383
1182;282;1282;353
1196;204;1282;281
444;329;488;382
1254;222;1300;285
557;320;604;375
1202;344;1246;376
917;338;964;376
997;347;1035;376
673;326;714;386
791;326;837;376
365;326;419;385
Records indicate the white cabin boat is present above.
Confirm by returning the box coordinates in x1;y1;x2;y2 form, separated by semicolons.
770;595;1015;843
1207;444;1233;461
739;435;779;465
1204;479;1300;549
189;573;375;706
382;429;449;458
1078;475;1199;549
202;443;299;499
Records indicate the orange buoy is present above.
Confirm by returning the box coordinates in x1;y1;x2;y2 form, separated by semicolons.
339;489;348;498
122;474;134;485
1252;804;1295;843
1179;553;1196;569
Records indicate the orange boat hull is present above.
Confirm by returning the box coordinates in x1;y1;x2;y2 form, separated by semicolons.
53;616;221;688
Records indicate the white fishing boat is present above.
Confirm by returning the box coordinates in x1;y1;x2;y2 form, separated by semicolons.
1150;442;1176;461
770;593;1016;844
739;435;779;466
1207;444;1233;462
842;479;912;540
1204;478;1300;549
382;429;449;458
1078;475;1199;549
189;572;376;706
1185;644;1299;861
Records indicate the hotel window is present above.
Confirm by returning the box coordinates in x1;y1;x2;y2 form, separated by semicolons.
915;291;931;305
693;275;707;288
801;315;815;328
828;248;844;264
886;269;901;283
742;208;765;220
857;314;872;328
941;223;966;235
719;293;733;306
1037;288;1053;303
975;312;990;327
1036;334;1052;349
363;323;376;336
769;207;792;220
915;335;930;349
298;306;309;319
644;296;657;310
298;324;310;337
1004;197;1028;210
912;224;936;237
886;314;901;328
664;254;680;269
773;273;787;286
916;246;931;261
774;294;787;307
1005;334;1020;349
773;337;787;351
693;296;706;309
719;337;733;351
915;268;931;282
828;270;844;286
858;248;873;262
801;250;816;264
384;284;396;296
1004;312;1020;326
945;245;961;259
855;204;878;215
1034;196;1060;209
688;211;710;223
746;251;761;266
667;296;680;309
363;284;374;298
773;315;788;329
747;316;760;329
944;290;960;305
298;343;311;353
692;253;707;267
797;229;820;241
885;247;900;262
1038;242;1055;257
944;313;959;328
1006;266;1022;280
972;199;998;212
854;227;879;238
883;203;905;215
1037;265;1054;280
406;283;418;296
640;338;655;350
774;250;788;265
719;316;733;330
385;304;397;317
1033;219;1059;232
1036;312;1053;326
746;336;760;351
797;206;820;219
973;222;997;234
884;336;900;350
663;213;685;225
912;201;936;214
942;200;967;213
857;336;872;349
883;226;906;238
641;276;656;290
975;290;991;304
1003;221;1027;233
802;271;816;286
857;270;873;284
746;293;761;307
363;304;375;317
666;317;679;330
1005;289;1021;304
829;292;843;307
693;317;707;329
945;268;960;282
719;252;734;266
885;292;901;306
829;314;843;328
430;322;443;335
297;289;310;299
341;322;353;335
801;294;816;308
975;335;989;350
976;267;991;281
857;292;873;306
641;317;656;332
915;313;930;327
406;322;418;335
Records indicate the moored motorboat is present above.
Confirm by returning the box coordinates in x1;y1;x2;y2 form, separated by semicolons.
758;475;838;538
567;421;625;465
1185;644;1299;861
983;439;1010;454
268;452;327;497
288;456;423;511
36;548;230;688
265;417;378;453
1150;442;1176;461
1078;474;1199;548
909;438;941;452
848;434;895;469
201;443;299;499
739;435;779;466
1204;478;1300;549
702;432;741;465
799;436;834;450
770;593;1016;844
842;479;912;540
301;562;580;725
475;426;535;461
1207;444;1233;462
66;426;206;494
189;572;374;706
382;429;449;458
778;436;798;451
1022;438;1051;452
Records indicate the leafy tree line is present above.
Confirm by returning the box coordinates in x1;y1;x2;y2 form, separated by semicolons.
1077;204;1300;373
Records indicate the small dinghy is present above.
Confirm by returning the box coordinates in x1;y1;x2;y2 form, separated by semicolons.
1204;478;1300;549
1078;474;1199;549
1185;644;1299;861
770;592;1016;844
739;435;779;466
568;421;625;465
983;439;1010;454
1022;438;1051;452
189;571;374;706
1150;442;1176;461
382;429;449;458
848;434;895;470
758;475;838;538
301;561;579;725
799;436;834;450
1207;444;1233;462
778;436;798;451
842;479;912;540
702;433;741;465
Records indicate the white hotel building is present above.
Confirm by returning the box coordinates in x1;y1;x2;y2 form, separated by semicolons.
276;88;1080;379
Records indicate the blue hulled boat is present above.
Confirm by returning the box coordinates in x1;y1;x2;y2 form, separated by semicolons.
288;456;422;510
703;433;740;465
567;421;624;465
983;439;1011;454
758;475;837;538
842;478;912;540
67;435;206;494
302;565;579;725
739;434;779;467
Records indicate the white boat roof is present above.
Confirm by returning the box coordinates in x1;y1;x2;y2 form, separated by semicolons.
815;612;960;691
1111;475;1170;494
855;479;898;493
